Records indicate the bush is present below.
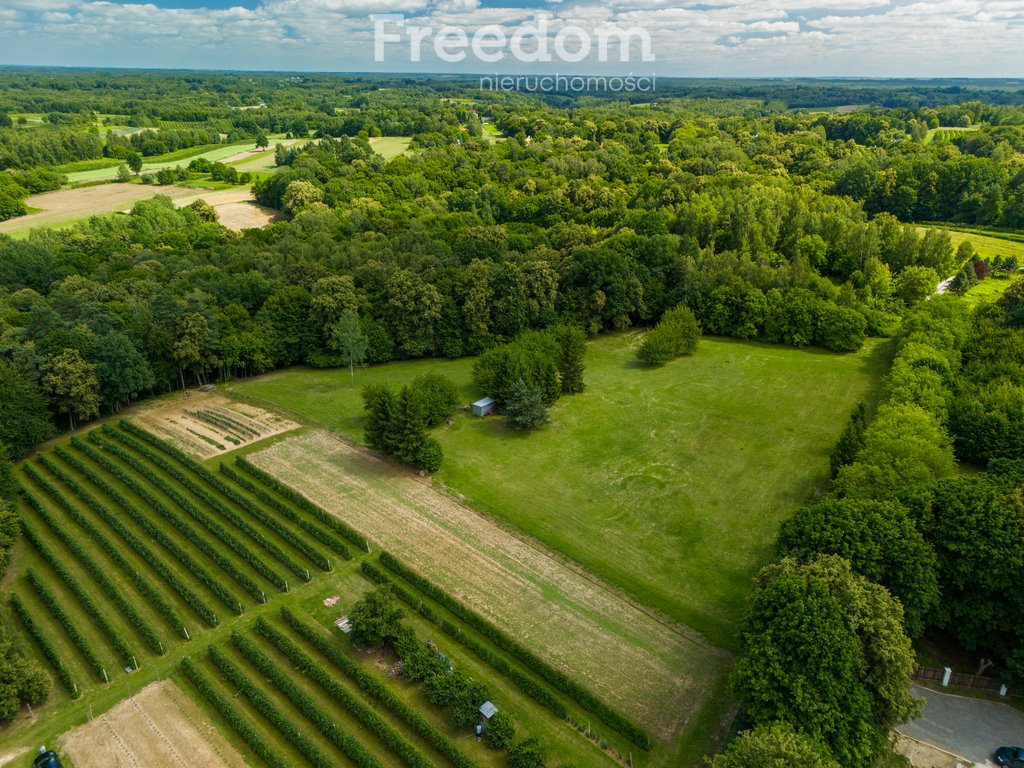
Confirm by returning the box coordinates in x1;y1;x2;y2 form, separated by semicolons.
487;711;516;750
636;305;701;365
508;737;546;768
417;438;444;472
410;373;459;426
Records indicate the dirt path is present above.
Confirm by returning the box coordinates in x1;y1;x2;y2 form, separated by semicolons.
252;429;729;742
60;679;250;768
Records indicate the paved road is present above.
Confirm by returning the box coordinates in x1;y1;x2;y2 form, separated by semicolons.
898;685;1024;765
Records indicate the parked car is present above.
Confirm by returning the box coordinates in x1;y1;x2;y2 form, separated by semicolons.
994;746;1024;767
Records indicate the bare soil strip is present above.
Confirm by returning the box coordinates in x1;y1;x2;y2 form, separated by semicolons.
252;429;729;741
60;679;250;768
130;392;299;459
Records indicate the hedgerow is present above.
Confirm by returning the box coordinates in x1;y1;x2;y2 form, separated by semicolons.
230;632;387;768
361;562;567;718
27;569;107;682
276;609;478;768
72;434;253;611
235;456;369;551
19;486;164;655
46;448;218;628
10;593;79;698
206;645;336;767
179;657;293;768
219;462;350;559
376;553;652;750
105;424;322;578
23;524;135;667
250;618;430;768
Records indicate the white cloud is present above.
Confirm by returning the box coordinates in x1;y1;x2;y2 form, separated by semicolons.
2;0;1024;75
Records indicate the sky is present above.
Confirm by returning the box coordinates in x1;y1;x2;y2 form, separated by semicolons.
2;0;1024;77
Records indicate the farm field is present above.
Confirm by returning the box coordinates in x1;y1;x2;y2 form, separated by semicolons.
247;430;725;745
64;141;264;183
60;679;249;768
1;421;665;768
0;186;265;237
132;392;300;459
228;334;889;649
370;136;413;160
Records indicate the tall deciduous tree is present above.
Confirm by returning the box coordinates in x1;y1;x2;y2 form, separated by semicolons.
331;311;369;385
40;349;100;430
349;586;405;648
0;361;53;456
730;556;919;767
775;498;939;637
95;331;154;411
708;722;840;768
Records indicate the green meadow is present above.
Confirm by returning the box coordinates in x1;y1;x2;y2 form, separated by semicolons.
228;334;889;648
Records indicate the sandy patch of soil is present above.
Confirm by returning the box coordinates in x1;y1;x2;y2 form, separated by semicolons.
60;679;250;768
214;201;284;231
252;429;729;741
130;392;299;459
896;734;970;768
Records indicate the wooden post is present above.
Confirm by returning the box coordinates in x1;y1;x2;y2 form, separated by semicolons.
183;626;191;641
102;669;109;684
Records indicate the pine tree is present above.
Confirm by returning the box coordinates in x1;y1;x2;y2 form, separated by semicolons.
391;385;427;464
830;402;867;477
549;324;587;393
362;383;395;452
505;378;548;430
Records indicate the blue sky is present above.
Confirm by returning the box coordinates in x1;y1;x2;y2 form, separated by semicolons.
2;0;1024;77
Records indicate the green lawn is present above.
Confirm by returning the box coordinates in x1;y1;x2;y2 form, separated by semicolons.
228;334;889;647
369;136;413;160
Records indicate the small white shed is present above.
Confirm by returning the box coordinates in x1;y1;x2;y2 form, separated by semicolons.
472;397;496;417
479;701;498;720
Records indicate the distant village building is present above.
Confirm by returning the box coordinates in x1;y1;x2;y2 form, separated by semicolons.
471;397;496;417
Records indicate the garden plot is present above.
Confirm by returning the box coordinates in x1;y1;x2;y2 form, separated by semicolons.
251;429;729;742
60;679;250;768
131;393;299;458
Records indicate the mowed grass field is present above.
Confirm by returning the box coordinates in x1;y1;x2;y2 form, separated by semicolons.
369;136;413;160
228;334;890;648
3;423;629;768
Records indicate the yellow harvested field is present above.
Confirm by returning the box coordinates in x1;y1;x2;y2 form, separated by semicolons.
251;429;730;741
60;680;250;768
131;391;299;459
0;185;280;236
0;184;197;234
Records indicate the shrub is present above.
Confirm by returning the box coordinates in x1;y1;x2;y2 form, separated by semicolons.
508;737;546;768
636;305;701;364
350;585;405;647
416;438;444;472
410;373;459;426
487;711;516;750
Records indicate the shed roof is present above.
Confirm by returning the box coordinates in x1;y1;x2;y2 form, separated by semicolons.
473;397;495;408
479;701;498;719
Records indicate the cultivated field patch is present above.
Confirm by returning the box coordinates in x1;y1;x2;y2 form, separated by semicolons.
251;429;728;741
60;680;250;768
131;392;299;458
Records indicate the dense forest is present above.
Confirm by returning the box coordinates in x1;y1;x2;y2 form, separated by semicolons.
1;70;1024;765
